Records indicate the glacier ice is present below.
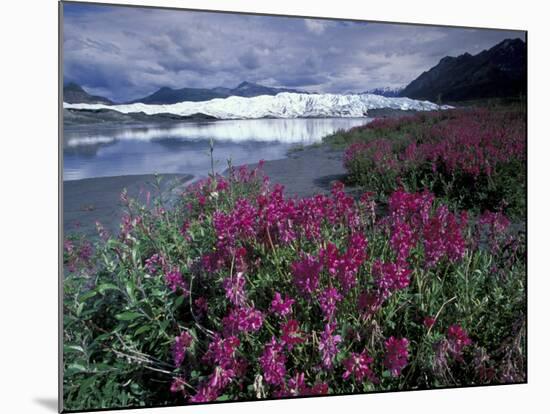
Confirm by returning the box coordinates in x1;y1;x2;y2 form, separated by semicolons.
64;92;451;120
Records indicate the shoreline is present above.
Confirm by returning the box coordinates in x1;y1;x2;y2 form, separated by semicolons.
62;109;420;239
63;174;193;240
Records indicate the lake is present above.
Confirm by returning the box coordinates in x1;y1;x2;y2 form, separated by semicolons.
63;118;373;181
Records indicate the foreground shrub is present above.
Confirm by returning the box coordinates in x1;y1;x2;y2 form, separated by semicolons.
63;166;525;410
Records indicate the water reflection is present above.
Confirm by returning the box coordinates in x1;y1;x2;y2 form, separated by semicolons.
63;118;372;181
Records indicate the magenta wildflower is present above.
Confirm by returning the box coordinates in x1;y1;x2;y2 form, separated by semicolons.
423;316;437;329
447;324;472;361
172;331;193;366
270;292;295;318
342;350;377;383
281;319;305;349
145;253;164;275
372;260;411;298
223;271;247;306
384;336;410;377
291;252;322;296
165;268;189;295
358;290;384;316
319;323;342;369
194;296;208;315
170;377;187;395
260;337;287;385
423;205;466;267
318;287;342;321
222;306;264;335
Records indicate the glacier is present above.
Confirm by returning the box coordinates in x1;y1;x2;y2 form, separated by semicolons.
64;92;450;120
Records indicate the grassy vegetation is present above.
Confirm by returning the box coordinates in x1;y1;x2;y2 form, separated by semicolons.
325;106;526;218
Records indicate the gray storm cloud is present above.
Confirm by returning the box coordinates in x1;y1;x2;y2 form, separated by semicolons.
63;4;525;102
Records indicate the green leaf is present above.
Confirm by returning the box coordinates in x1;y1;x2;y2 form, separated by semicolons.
79;290;97;302
97;283;118;294
115;311;142;321
134;325;152;336
64;344;85;354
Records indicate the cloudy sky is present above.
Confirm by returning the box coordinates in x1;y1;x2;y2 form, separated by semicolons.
63;2;525;102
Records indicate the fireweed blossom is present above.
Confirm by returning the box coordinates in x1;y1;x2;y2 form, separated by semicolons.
260;337;287;385
172;331;193;367
318;287;343;322
165;268;189;295
223;271;247;306
384;336;410;377
280;319;305;350
424;316;437;329
372;260;411;299
342;350;377;383
222;306;264;335
319;323;342;369
270;292;295;318
190;335;244;402
291;253;322;296
447;324;472;361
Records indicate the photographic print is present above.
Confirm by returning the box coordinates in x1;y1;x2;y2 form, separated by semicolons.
61;1;527;411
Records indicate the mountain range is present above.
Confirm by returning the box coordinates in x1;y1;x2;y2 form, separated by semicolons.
401;38;526;102
63;82;113;105
63;38;526;106
127;81;306;104
362;86;404;97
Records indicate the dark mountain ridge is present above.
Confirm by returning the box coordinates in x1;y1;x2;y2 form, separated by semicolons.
401;38;526;102
129;81;306;104
63;82;113;105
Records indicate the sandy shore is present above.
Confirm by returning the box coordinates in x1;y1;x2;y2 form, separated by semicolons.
244;144;360;198
63;174;193;239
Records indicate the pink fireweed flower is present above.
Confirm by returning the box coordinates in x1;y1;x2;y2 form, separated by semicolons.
194;296;208;315
222;306;264;335
170;377;188;395
358;290;384;317
172;331;193;366
372;260;411;299
223;271;247;306
478;211;512;254
189;382;220;403
390;220;416;261
342;350;377;383
291;252;322;296
384;336;410;377
286;372;307;396
260;337;287;385
319;233;367;293
145;253;165;275
165;268;189;295
423;205;466;267
423;316;437;329
203;335;240;366
281;319;305;350
270;292;295;318
318;287;342;322
447;324;472;361
319;323;342;369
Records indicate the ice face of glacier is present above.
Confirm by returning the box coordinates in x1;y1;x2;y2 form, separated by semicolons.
63;92;450;119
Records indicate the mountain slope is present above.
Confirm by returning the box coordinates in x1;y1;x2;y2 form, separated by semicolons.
64;92;449;120
130;82;307;104
401;38;526;102
361;86;404;97
63;83;113;104
129;87;229;104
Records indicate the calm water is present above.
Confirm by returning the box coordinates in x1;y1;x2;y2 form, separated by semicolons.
63;118;372;181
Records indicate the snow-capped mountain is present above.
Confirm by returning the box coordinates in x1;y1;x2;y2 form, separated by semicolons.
361;86;404;97
64;92;449;120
